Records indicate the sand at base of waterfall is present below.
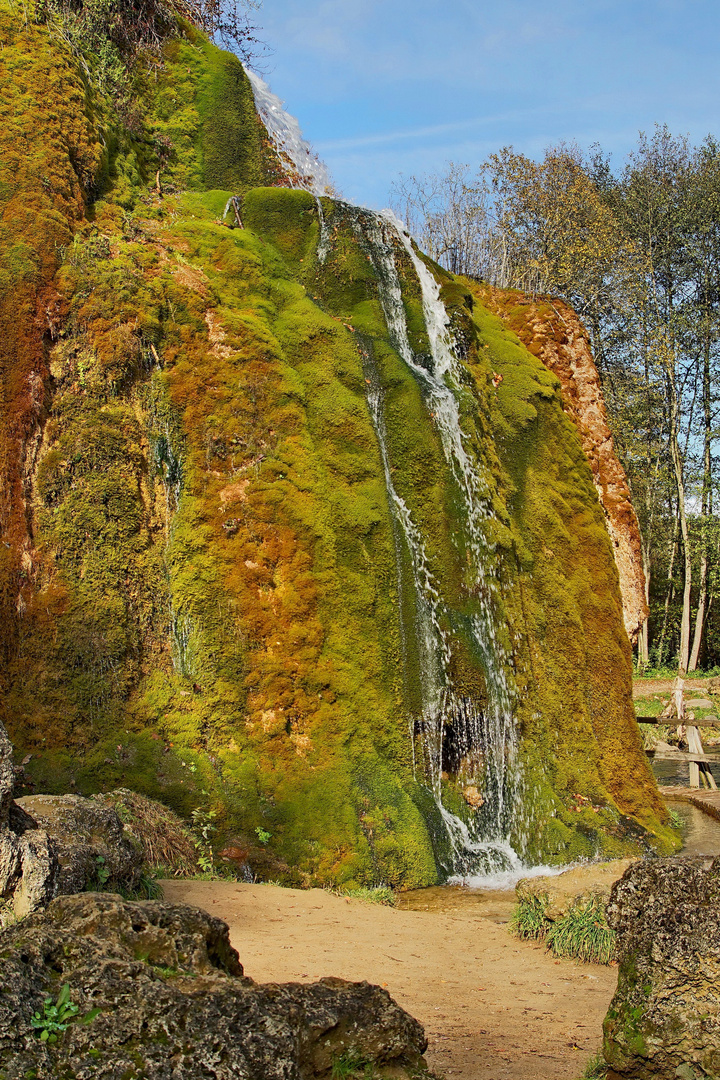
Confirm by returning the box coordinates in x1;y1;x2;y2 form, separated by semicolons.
162;879;616;1080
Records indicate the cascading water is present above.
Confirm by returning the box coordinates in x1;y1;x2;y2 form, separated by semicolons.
244;68;333;196
245;72;548;886
346;208;526;883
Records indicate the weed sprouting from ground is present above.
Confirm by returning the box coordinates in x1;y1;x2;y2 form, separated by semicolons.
579;1051;608;1078
545;896;616;965
510;892;550;940
117;873;164;900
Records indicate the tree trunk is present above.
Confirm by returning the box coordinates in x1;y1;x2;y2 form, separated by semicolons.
638;545;651;667
689;334;713;671
666;363;692;673
658;514;678;667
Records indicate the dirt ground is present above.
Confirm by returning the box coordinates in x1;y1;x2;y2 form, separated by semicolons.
163;879;617;1080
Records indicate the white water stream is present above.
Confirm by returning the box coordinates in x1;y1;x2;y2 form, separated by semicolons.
245;69;333;196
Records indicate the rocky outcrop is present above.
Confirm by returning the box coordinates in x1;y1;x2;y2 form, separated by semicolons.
603;857;720;1079
0;721;57;922
0;891;430;1079
479;287;647;642
17;793;144;895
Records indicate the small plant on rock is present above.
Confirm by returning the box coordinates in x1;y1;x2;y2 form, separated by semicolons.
31;984;101;1044
94;855;110;886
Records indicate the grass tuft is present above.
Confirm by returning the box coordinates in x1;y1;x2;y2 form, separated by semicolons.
545;895;616;965
511;892;616;964
510;892;550;940
579;1052;608;1079
331;886;398;907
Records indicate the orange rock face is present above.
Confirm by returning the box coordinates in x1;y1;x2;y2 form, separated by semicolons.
479;287;647;643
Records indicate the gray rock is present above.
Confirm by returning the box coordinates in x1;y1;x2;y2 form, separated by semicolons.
17;793;143;895
14;830;58;918
0;720;16;824
0;721;58;922
603;856;720;1079
0;892;430;1079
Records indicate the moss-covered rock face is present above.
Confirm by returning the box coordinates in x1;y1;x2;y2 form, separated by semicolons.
0;1;676;888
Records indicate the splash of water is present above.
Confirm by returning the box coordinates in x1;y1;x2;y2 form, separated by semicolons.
244;68;333;196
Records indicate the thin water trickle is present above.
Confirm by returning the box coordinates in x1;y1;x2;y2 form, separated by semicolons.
346;207;523;880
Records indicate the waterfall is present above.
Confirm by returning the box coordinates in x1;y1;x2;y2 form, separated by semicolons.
327;205;525;883
244;68;333;196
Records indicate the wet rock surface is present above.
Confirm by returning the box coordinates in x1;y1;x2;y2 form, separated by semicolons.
603;857;720;1079
17;793;144;895
0;892;430;1079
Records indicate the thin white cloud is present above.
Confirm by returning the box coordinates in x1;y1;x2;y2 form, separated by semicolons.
316;108;554;152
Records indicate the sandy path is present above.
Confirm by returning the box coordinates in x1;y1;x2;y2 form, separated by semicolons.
162;880;616;1080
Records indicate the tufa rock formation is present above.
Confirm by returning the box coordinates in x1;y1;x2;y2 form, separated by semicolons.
0;0;674;886
603;857;720;1079
17;793;144;895
0;891;431;1078
478;287;647;643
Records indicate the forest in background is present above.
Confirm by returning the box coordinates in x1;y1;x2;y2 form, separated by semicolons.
392;128;720;674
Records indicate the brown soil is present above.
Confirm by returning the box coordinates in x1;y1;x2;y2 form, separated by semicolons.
162;879;617;1080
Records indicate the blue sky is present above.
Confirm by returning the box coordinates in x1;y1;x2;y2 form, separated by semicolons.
252;0;720;208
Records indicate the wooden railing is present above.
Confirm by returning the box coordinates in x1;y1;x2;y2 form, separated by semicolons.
635;677;718;790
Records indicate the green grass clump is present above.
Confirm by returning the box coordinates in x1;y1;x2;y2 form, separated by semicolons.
579;1052;608;1079
339;886;397;907
545;895;616;965
331;1050;375;1079
510;892;551;940
511;891;616;964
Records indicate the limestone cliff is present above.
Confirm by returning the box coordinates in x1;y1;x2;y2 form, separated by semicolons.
478;288;647;644
0;0;675;888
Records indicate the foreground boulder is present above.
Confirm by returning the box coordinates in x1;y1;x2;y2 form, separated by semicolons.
0;722;57;922
17;793;144;895
603;857;720;1079
0;892;430;1078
